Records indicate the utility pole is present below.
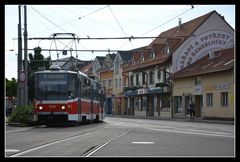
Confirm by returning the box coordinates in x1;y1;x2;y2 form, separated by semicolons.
17;5;23;107
24;5;28;105
17;5;28;107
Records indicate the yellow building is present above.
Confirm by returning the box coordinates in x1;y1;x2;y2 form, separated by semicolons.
113;51;135;115
98;54;116;115
172;48;234;120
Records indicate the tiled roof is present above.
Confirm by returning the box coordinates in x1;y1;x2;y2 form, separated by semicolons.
80;62;93;75
118;51;134;63
172;47;234;79
109;53;116;61
51;56;90;70
150;10;214;45
51;56;72;67
123;10;215;72
96;56;105;66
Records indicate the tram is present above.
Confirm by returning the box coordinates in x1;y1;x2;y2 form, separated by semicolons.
33;65;104;124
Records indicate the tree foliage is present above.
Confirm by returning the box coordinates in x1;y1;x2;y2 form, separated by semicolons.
9;105;35;125
28;47;51;102
6;78;17;97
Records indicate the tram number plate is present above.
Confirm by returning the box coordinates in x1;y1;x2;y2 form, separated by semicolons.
49;105;56;109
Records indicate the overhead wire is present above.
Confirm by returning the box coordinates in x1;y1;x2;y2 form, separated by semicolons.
141;6;197;36
27;5;198;60
115;5;196;49
108;5;135;49
28;7;55;37
29;5;67;33
40;5;109;51
78;5;108;20
107;5;128;36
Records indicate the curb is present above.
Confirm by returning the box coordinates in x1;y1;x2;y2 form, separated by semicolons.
107;115;234;125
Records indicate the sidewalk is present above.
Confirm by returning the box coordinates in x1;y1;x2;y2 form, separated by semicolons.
106;115;234;125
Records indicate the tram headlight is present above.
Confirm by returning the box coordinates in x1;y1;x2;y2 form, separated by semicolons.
61;106;66;110
39;106;43;110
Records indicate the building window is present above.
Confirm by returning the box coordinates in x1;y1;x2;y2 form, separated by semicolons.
136;74;139;86
149;71;154;85
108;79;112;88
123;77;127;87
221;92;228;107
157;70;161;80
165;45;170;54
161;96;170;112
130;75;134;87
141;53;144;61
142;72;146;85
115;79;118;88
115;62;119;74
102;80;106;88
151;50;155;58
174;96;182;113
195;77;202;85
206;93;213;107
119;78;121;88
132;59;135;64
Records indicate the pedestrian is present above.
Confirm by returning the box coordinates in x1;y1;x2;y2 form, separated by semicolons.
189;101;195;119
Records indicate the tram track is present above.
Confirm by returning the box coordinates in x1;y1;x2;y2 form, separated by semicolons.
81;128;131;157
9;125;106;157
9;124;131;157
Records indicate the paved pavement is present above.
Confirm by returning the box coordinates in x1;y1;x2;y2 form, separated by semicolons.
107;115;234;125
5;115;234;127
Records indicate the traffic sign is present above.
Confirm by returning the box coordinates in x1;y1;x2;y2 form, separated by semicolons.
19;71;26;82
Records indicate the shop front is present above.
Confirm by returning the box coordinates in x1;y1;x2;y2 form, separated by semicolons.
124;86;172;118
172;77;203;118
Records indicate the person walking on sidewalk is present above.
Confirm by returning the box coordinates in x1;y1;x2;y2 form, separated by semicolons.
189;101;195;119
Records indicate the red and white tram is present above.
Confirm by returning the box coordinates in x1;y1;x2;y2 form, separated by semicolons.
33;65;104;124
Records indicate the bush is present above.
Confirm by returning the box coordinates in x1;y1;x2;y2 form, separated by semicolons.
9;105;35;125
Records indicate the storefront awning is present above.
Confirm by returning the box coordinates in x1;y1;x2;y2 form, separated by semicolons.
124;87;166;96
124;91;138;97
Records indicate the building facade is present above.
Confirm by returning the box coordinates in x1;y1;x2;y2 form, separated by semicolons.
122;10;234;119
92;56;105;81
122;46;173;118
172;48;234;119
98;53;116;115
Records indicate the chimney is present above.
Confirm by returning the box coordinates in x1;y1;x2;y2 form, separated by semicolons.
178;18;182;30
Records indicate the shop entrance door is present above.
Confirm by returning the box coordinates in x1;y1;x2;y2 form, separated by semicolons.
195;95;202;117
185;96;190;116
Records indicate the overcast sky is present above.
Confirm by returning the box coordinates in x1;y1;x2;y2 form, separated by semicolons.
5;4;235;80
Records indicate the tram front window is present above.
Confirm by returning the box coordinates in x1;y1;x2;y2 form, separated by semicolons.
36;73;68;100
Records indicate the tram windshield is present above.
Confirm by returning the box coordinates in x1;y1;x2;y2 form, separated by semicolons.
36;73;69;100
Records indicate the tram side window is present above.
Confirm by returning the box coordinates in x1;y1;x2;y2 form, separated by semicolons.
92;82;99;100
68;74;77;99
82;78;91;99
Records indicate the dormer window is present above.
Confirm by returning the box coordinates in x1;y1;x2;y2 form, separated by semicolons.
165;45;170;54
141;53;144;61
151;50;155;58
132;59;135;64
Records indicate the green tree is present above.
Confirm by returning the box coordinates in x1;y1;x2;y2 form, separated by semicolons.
9;104;35;125
28;47;51;102
6;78;17;97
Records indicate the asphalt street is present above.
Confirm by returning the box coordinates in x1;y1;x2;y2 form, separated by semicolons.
5;117;235;157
